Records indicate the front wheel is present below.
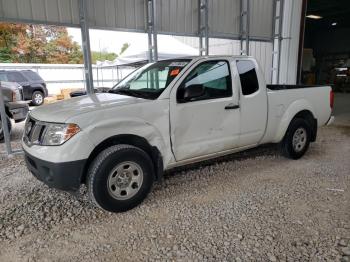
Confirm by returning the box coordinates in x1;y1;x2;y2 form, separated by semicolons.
280;118;311;159
87;144;155;212
32;91;44;106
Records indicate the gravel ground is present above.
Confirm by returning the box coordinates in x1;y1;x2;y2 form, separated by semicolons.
0;121;349;261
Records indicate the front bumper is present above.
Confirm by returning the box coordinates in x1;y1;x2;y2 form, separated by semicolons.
24;150;86;191
7;101;29;122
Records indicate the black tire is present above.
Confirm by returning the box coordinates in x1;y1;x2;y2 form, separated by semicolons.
87;144;155;212
280;118;311;159
0;116;12;142
31;91;44;106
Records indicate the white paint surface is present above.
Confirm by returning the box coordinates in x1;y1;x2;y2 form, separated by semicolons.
23;56;332;169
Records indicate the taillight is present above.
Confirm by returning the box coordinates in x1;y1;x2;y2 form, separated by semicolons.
330;90;334;109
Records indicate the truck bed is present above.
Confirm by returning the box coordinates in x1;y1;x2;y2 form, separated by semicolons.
261;85;332;144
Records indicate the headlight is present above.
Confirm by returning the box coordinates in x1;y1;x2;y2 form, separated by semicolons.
41;123;80;146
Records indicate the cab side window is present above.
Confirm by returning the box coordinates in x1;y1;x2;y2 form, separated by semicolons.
177;60;232;102
236;60;259;95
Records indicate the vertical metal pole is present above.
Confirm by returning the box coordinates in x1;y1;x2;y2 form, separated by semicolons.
147;0;158;62
240;0;249;55
277;0;284;83
0;86;12;155
239;0;242;54
204;0;209;55
246;0;250;56
198;0;203;55
198;0;209;56
271;0;277;83
78;0;94;94
147;0;154;62
296;0;307;84
271;0;284;84
112;67;114;86
152;0;158;62
96;66;99;87
81;66;86;89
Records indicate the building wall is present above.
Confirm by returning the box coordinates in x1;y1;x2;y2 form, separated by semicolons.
278;0;303;84
174;36;273;84
175;0;303;85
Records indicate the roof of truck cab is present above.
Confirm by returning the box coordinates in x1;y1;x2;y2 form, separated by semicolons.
174;55;253;59
157;55;254;64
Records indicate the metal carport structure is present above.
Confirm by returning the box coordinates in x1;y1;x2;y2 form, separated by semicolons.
0;0;302;155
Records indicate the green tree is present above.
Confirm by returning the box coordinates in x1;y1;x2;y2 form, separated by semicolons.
119;43;130;55
0;22;83;64
0;47;13;62
91;51;118;64
0;23;26;62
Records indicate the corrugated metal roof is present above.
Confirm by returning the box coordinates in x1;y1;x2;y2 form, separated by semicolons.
0;0;80;26
156;0;199;35
208;0;240;38
87;0;146;31
0;0;274;40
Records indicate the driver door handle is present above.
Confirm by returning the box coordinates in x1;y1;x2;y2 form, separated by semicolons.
225;104;240;110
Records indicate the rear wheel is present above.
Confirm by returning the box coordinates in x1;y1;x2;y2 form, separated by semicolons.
280;118;311;159
87;144;154;212
32;91;44;106
0;116;12;142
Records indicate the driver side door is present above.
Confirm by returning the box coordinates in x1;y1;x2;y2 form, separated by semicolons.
169;59;240;161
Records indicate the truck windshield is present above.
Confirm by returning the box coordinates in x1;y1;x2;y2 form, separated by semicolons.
110;59;191;99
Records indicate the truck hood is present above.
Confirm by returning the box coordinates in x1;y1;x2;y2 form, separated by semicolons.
30;93;148;123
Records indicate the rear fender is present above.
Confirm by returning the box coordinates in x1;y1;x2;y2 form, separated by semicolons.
31;84;44;93
272;99;315;143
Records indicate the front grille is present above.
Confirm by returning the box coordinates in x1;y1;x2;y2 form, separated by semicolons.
24;117;46;145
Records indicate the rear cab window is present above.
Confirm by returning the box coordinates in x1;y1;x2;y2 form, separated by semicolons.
21;71;43;81
236;60;259;95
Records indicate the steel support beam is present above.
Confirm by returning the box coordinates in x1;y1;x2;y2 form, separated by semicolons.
198;0;209;56
240;0;250;55
78;0;94;94
271;0;284;84
0;85;23;156
147;0;158;62
0;86;12;155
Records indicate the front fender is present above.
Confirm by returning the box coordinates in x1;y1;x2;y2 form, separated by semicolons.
273;99;315;143
85;117;169;163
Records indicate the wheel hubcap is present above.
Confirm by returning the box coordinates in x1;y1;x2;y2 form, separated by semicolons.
107;161;143;200
292;127;307;152
34;94;43;104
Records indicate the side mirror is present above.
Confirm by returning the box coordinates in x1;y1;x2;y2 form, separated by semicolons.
183;84;205;101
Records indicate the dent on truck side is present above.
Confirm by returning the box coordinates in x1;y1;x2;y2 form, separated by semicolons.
68;100;173;168
271;99;315;143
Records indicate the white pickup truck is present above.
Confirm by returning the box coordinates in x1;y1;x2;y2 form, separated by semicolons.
22;56;334;212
